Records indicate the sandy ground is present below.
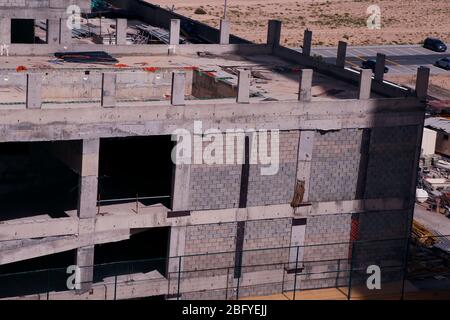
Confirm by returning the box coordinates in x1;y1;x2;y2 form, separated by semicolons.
149;0;450;47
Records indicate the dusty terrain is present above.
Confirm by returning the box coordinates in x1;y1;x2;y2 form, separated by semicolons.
149;0;450;47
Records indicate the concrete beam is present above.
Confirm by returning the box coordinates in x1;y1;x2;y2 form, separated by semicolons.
374;53;386;82
0;230;130;265
116;18;127;45
0;217;78;241
267;20;281;49
169;19;180;46
358;69;372;99
336;41;347;68
0;18;11;44
26;73;43;109
171;72;186;106
101;73;117;108
298;69;313;102
302;29;312;56
415;66;430;100
219;19;230;45
237;69;250;103
0;98;426;143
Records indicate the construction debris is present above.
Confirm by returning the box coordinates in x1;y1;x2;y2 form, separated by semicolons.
412;220;437;247
54;51;118;64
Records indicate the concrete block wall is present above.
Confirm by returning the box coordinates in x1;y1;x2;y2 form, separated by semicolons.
353;210;410;271
188;131;299;210
188;165;242;210
247;131;299;206
301;214;352;289
364;125;418;199
309;129;364;202
183;222;237;278
242;218;291;272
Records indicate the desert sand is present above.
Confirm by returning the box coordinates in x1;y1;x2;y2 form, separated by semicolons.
149;0;450;47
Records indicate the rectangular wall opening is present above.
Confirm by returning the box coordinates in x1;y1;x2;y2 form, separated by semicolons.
98;135;174;209
94;227;170;282
11;19;36;43
0;250;76;298
0;141;80;222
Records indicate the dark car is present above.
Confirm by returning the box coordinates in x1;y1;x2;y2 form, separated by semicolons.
436;57;450;70
361;59;389;73
424;38;447;52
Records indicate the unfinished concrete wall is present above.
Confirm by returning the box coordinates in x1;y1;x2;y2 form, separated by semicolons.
247;131;298;207
309;129;365;202
351;210;410;285
182;222;237;279
188;165;242;210
364;125;418;199
0;70;193;102
300;214;352;289
242;218;291;272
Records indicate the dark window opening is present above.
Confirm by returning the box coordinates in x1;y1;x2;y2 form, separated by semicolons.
0;250;76;298
93;227;170;282
11;19;36;44
0;141;80;222
98;136;174;208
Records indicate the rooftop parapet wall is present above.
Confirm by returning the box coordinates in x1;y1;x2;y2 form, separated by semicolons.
0;19;422;100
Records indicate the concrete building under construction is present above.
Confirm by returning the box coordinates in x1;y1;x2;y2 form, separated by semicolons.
0;0;430;300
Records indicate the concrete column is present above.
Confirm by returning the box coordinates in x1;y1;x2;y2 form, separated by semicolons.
76;245;95;292
167;226;186;279
26;73;42;109
358;69;372;100
374;53;386;82
76;139;100;293
302;29;312;56
296;131;315;203
237;69;250;104
78;139;99;219
415;66;430;100
169;19;180;45
167;150;190;288
46;19;60;44
336;41;347;68
219;19;230;45
0;18;11;44
101;73;117;108
59;18;72;45
115;18;127;45
298;69;313;102
266;20;281;49
171;71;185;106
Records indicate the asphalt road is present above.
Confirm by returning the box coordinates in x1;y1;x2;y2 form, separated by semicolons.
299;45;450;75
